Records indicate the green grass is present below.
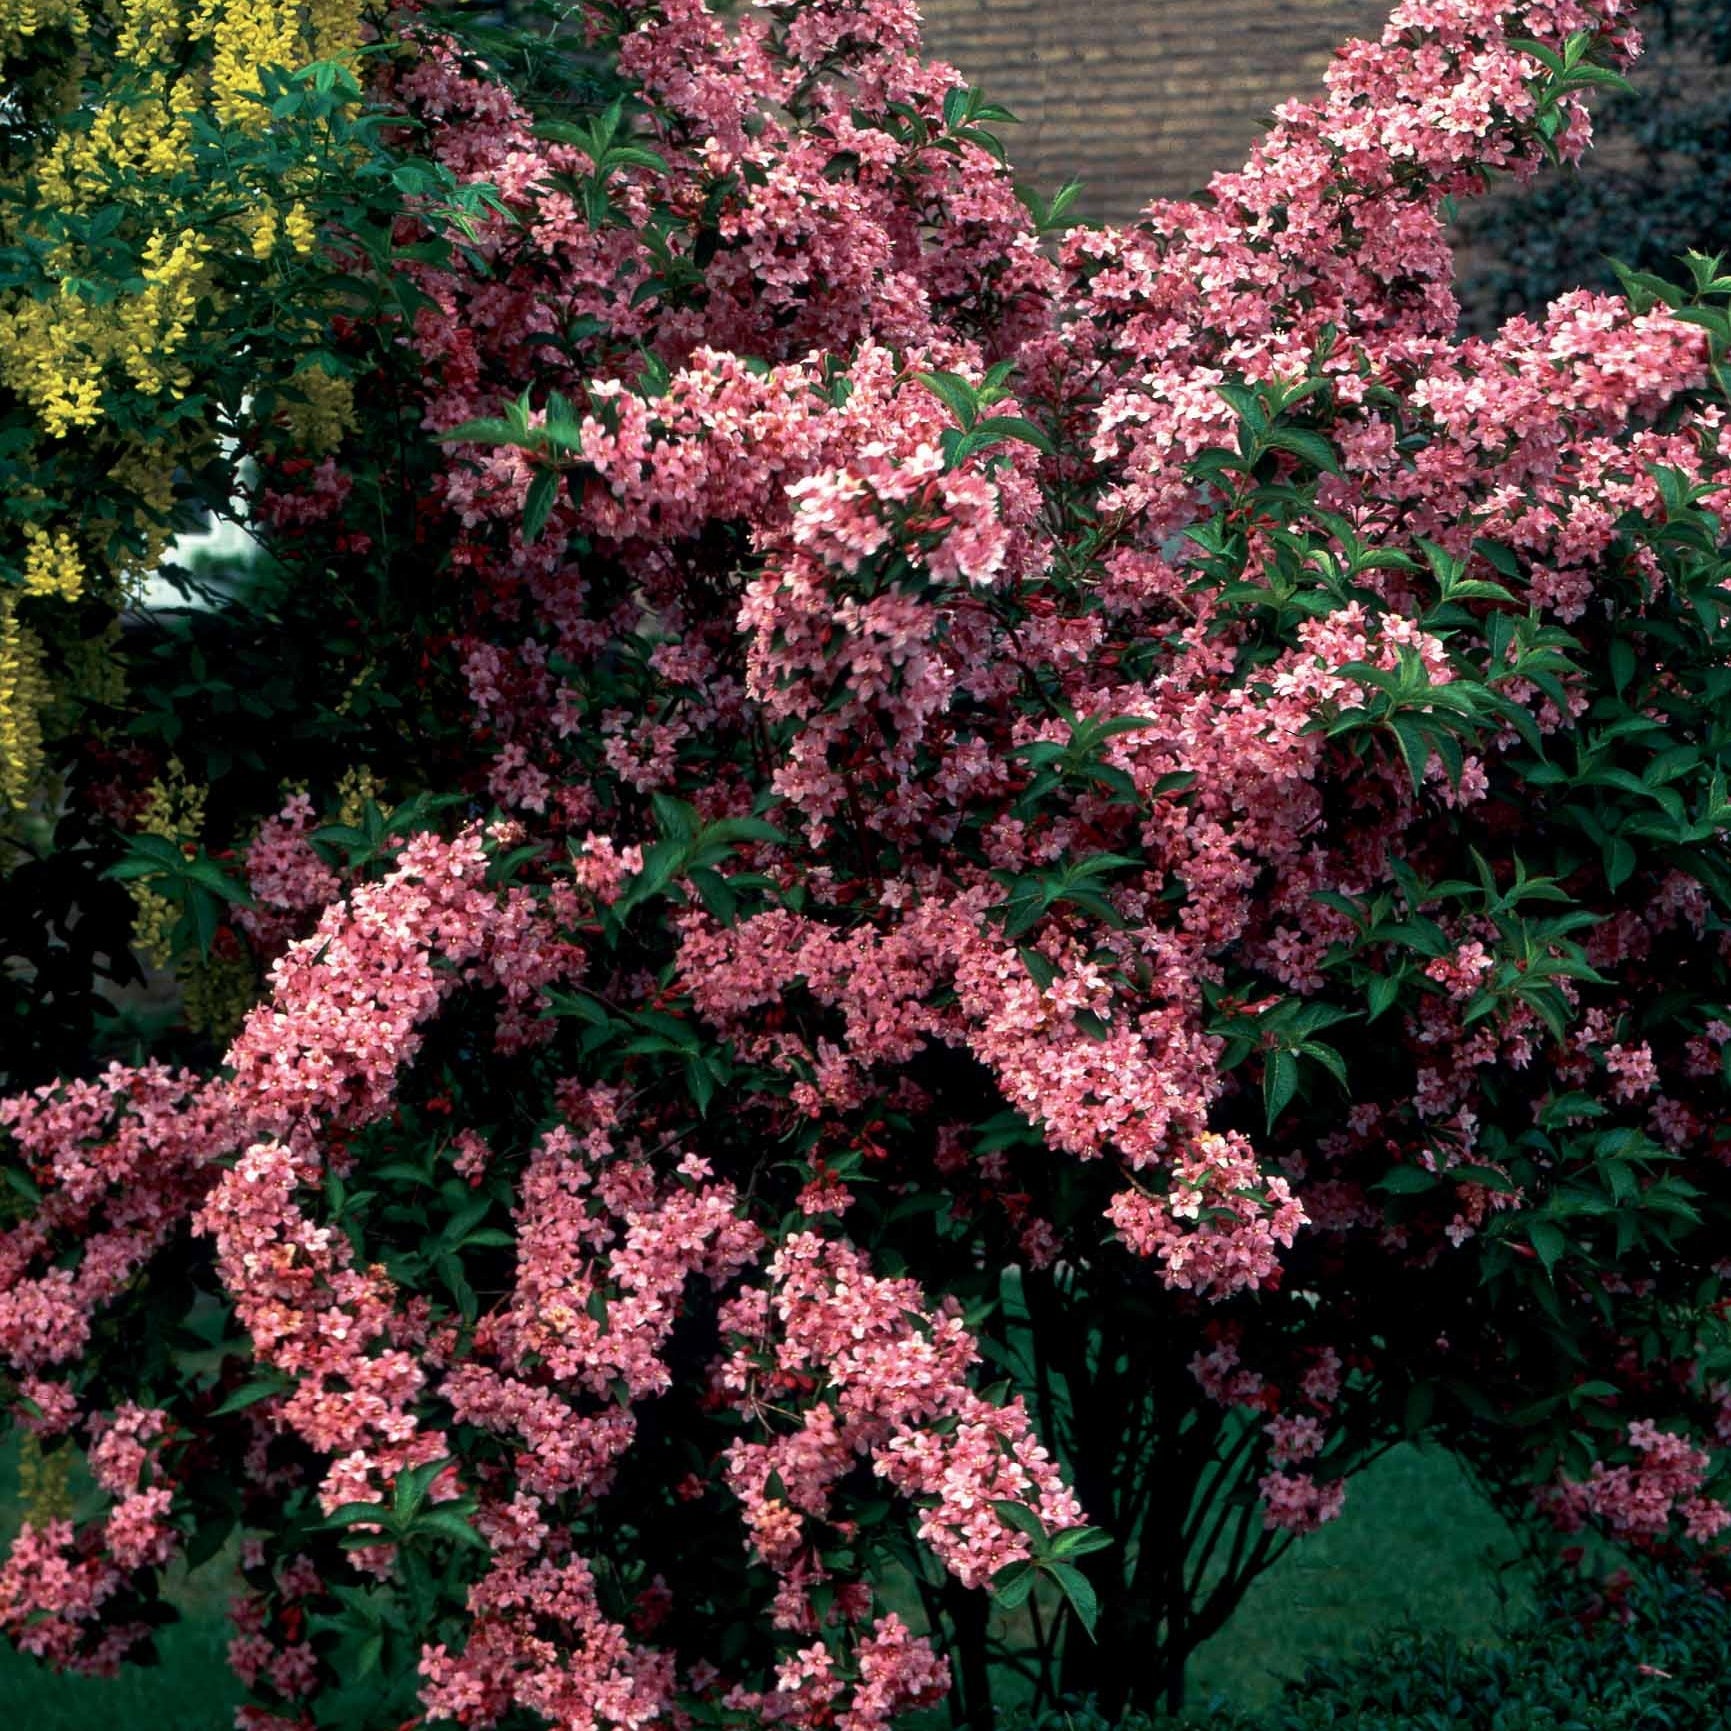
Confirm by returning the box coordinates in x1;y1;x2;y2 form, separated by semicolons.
0;1610;241;1731
1187;1444;1533;1710
0;1443;1527;1725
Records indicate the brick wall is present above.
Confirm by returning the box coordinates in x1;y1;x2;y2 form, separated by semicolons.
920;0;1391;221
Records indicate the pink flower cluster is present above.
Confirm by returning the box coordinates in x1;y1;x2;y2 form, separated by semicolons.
720;1233;1083;1599
1550;1421;1731;1545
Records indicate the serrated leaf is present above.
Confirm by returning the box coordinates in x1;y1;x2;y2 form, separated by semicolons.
1048;1525;1114;1558
1527;1218;1567;1277
211;1376;290;1416
990;1498;1047;1541
1263;1048;1298;1130
1047;1562;1099;1639
523;468;559;544
990;1559;1036;1608
412;1508;490;1551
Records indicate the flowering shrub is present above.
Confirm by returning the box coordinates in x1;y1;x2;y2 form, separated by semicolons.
8;0;1731;1724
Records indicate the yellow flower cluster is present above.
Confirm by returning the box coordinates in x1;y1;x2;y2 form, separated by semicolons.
0;291;106;438
0;0;85;56
125;227;208;397
21;524;84;601
0;598;49;812
103;443;181;590
16;1433;73;1530
130;881;179;969
336;761;390;828
182;947;255;1040
207;0;318;128
0;0;366;783
247;196;317;263
0;228;209;437
2;0;364;442
137;761;206;847
62;616;127;705
283;360;357;455
129;760;206;967
38;93;197;207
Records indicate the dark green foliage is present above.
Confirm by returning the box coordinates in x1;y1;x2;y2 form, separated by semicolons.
1458;0;1731;330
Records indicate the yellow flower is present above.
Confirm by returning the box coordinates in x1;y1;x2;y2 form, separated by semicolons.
283;359;356;455
62;617;127;706
139;757;207;842
0;597;49;812
116;0;185;64
20;524;84;602
0;289;106;438
0;0;85;60
129;759;207;966
129;880;179;969
17;1433;73;1530
117;227;209;399
249;202;279;260
284;200;318;254
336;762;391;829
208;0;299;128
181;948;255;1039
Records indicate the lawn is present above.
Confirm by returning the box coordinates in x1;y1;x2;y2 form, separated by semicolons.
0;1442;1530;1725
1187;1444;1532;1710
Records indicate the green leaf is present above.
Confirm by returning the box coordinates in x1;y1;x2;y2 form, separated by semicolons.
1608;637;1636;697
990;1499;1047;1541
1449;1164;1520;1194
523;469;559;544
412;1508;490;1551
967;414;1053;456
990;1559;1036;1608
211;1376;291;1416
1048;1525;1114;1559
1376;1165;1440;1195
1262;427;1340;474
1527;1218;1567;1278
1388;715;1434;795
435;417;521;446
1263;1048;1299;1130
324;1502;392;1530
392;1457;449;1524
2;1166;42;1206
918;370;979;428
1047;1562;1099;1639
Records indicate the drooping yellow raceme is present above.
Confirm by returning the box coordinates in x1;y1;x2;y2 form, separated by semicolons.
103;442;181;587
128;761;208;965
121;226;208;397
17;1433;73;1529
20;524;84;601
336;760;391;828
0;291;107;439
0;599;50;812
128;756;255;1031
181;947;255;1039
0;227;210;435
283;359;357;455
0;0;86;56
1;0;366;446
62;616;127;706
